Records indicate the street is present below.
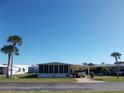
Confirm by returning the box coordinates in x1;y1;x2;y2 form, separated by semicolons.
0;82;124;91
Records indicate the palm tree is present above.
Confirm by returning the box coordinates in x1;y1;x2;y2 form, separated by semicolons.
82;63;88;66
1;45;19;78
111;52;121;79
7;35;22;46
7;35;22;77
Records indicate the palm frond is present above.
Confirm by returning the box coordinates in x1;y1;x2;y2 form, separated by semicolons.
8;35;23;46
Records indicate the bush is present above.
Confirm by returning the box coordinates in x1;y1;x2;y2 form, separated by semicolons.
90;72;95;79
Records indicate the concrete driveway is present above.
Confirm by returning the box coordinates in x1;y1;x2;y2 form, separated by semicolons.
75;78;104;83
0;82;124;91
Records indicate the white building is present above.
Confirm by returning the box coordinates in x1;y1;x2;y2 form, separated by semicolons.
0;64;30;75
11;65;30;75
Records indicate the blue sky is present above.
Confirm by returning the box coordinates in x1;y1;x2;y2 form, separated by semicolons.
0;0;124;65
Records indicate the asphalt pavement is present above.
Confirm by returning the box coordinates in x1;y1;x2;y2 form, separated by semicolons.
0;82;124;91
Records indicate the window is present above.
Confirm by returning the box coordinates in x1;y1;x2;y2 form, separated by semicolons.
44;65;48;73
49;65;53;73
0;68;3;74
39;65;43;73
54;65;58;73
23;68;26;72
64;65;68;73
18;68;21;72
59;65;64;73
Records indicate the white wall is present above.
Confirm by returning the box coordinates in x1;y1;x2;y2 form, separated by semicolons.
12;65;30;75
0;64;31;75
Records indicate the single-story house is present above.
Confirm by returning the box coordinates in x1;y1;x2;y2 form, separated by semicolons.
0;65;7;75
0;64;30;75
93;64;124;75
28;65;39;73
80;63;124;76
12;65;30;75
38;62;72;78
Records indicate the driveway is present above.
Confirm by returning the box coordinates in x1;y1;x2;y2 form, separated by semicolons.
0;82;124;91
74;78;104;83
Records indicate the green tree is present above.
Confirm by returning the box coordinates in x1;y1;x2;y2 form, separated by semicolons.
82;62;88;65
111;52;121;79
7;35;22;77
88;63;95;66
1;45;19;78
102;66;110;75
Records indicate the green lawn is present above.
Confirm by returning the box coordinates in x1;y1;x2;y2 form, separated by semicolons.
94;76;124;82
0;75;124;82
0;74;76;83
0;91;123;93
0;77;76;83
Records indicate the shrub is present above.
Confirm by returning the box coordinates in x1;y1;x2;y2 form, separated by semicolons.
102;67;111;75
90;72;95;79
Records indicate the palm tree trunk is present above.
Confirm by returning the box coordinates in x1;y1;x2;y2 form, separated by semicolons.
7;53;11;78
115;58;119;79
10;53;13;78
10;44;16;78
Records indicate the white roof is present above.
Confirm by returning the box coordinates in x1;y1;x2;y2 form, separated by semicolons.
0;64;31;68
38;62;72;65
0;65;7;67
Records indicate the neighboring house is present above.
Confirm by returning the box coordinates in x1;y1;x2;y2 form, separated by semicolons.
12;65;30;75
0;65;7;75
38;62;72;78
95;64;124;75
28;65;39;73
0;64;31;75
80;63;124;76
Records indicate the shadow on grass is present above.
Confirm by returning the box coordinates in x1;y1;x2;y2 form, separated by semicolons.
20;74;38;78
94;79;102;81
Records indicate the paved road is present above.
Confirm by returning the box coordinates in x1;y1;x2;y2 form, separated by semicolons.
0;82;124;91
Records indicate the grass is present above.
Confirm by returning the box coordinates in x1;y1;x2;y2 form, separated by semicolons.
0;74;124;83
94;76;124;82
0;78;76;83
0;74;76;83
0;91;123;93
